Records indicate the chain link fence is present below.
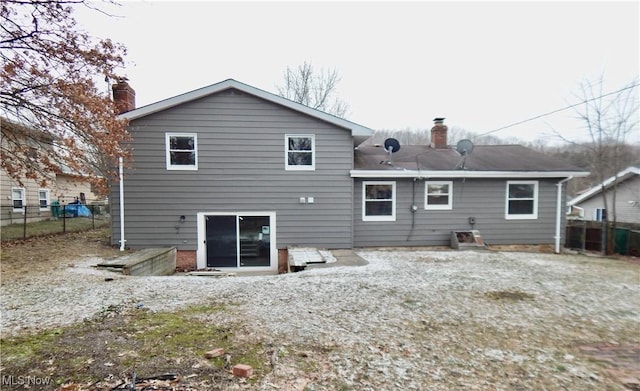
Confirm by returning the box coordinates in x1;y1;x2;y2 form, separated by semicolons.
1;203;110;241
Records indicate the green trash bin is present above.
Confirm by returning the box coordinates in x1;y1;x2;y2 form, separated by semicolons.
51;200;60;219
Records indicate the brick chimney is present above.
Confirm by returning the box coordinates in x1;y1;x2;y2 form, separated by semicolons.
430;117;448;149
112;79;136;114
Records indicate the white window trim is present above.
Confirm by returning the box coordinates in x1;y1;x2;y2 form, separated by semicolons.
39;189;50;211
362;181;396;221
166;132;198;170
196;211;278;272
285;134;315;171
594;208;606;222
12;187;25;213
425;181;453;210
505;180;538;220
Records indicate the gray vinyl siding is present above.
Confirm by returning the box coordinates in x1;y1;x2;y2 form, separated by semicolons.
111;89;354;250
354;178;566;247
576;176;640;223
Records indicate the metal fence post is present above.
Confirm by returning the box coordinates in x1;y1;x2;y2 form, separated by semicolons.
23;205;27;239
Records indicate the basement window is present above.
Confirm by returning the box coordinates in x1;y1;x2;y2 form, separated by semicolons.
166;133;198;170
505;181;538;219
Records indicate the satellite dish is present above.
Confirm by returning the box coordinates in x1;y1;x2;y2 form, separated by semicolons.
384;138;401;153
380;138;401;166
456;139;474;156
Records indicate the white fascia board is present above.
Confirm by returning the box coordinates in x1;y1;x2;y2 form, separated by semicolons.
118;79;373;139
350;170;591;179
567;166;639;206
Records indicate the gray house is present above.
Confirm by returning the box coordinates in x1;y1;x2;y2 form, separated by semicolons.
567;166;640;224
111;78;589;273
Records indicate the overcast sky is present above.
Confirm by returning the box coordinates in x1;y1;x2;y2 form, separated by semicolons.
76;1;639;144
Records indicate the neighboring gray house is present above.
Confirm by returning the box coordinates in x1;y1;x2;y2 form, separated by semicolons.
567;166;640;224
111;78;589;273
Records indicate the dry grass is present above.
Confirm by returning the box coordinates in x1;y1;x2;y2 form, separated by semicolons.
1;233;638;390
1;216;110;241
0;227;124;284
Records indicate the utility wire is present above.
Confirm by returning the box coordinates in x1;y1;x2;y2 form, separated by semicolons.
475;83;640;138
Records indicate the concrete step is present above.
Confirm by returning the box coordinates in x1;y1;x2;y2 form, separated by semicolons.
305;249;368;269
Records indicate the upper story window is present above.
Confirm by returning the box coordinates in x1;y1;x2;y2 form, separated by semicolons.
425;181;453;210
39;189;50;211
285;134;315;170
506;181;538;219
166;133;198;170
363;181;396;221
594;208;607;222
12;187;25;212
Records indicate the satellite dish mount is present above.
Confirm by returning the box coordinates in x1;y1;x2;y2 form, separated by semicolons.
455;139;474;170
383;138;401;165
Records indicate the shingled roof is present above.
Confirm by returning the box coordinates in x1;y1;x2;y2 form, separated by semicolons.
352;144;590;178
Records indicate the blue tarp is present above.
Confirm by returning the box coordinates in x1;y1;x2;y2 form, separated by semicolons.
65;203;92;217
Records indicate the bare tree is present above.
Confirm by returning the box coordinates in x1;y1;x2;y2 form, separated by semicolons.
277;61;350;118
563;76;639;253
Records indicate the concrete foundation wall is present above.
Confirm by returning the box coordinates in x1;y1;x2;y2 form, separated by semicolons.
122;247;177;276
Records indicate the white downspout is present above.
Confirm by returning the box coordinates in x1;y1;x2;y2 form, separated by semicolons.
119;156;126;251
555;176;573;253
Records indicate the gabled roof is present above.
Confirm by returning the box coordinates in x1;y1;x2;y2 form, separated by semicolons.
117;78;374;144
1;116;54;144
568;165;640;206
351;144;590;178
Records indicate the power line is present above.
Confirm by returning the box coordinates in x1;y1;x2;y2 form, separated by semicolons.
475;83;640;138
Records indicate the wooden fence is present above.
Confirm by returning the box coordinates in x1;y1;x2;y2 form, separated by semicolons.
566;220;640;256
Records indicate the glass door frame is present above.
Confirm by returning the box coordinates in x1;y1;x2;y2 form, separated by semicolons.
197;211;277;273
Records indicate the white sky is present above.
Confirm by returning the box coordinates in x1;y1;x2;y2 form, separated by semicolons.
76;1;639;144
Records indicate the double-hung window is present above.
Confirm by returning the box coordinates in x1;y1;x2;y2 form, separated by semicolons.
166;133;198;170
505;181;538;219
285;134;315;170
363;181;396;221
12;187;25;212
425;181;453;210
39;189;50;211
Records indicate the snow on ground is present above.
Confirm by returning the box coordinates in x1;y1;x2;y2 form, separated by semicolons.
1;249;638;390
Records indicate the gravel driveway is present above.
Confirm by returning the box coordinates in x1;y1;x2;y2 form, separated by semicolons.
1;249;639;390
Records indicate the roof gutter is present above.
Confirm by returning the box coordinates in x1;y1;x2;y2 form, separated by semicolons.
568;166;639;206
350;170;590;179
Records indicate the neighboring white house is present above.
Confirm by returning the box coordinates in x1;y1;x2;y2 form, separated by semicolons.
568;166;640;224
1;119;104;226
